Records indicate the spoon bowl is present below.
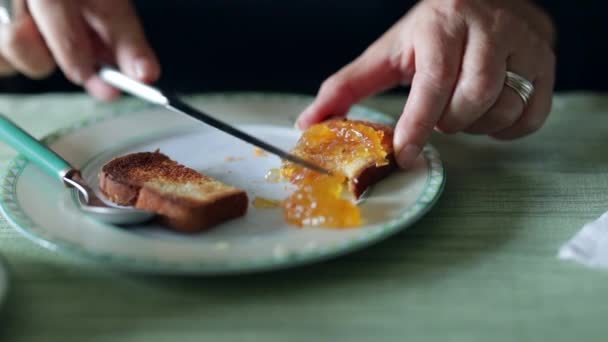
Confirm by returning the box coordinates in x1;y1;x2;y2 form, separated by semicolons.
0;113;155;225
74;189;155;224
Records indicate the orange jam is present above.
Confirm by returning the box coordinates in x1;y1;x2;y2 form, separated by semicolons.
283;170;361;227
280;120;389;228
254;147;268;157
265;168;282;183
252;196;282;209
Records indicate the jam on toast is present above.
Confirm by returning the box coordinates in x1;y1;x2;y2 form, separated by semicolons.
281;119;396;228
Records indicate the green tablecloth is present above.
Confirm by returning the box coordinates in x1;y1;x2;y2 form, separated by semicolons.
0;93;607;341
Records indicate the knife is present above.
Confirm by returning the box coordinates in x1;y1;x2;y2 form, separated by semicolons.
98;66;330;175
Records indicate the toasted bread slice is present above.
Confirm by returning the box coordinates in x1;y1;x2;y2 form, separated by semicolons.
292;119;396;198
280;119;396;228
338;121;395;198
99;151;248;232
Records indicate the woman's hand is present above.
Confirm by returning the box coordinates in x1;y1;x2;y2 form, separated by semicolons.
297;0;556;169
0;0;159;101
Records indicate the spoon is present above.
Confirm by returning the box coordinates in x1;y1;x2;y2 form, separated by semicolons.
0;114;154;225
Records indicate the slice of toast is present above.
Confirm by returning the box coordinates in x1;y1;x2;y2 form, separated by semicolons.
292;119;396;198
280;119;396;228
338;121;396;198
99;151;248;232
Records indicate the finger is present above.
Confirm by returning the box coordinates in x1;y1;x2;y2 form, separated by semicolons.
463;84;524;134
84;76;121;102
28;0;96;84
464;37;541;134
491;46;556;140
0;14;55;79
0;50;16;76
12;0;28;17
78;31;121;101
436;27;506;133
393;22;465;169
492;55;555;140
466;49;540;134
296;23;405;129
84;0;160;83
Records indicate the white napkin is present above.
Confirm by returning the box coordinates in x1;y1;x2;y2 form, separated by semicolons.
559;212;608;268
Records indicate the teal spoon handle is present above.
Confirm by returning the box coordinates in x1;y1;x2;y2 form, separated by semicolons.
0;114;71;180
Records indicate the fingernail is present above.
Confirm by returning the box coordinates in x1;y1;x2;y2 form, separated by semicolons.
294;119;303;131
71;67;92;85
295;104;315;130
300;103;314;118
133;57;160;82
72;70;84;85
434;126;446;134
134;59;148;80
397;144;421;169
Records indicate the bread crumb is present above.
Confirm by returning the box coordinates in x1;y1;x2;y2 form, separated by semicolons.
254;147;268;157
224;156;244;162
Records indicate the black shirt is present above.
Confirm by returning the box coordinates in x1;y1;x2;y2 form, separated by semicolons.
0;1;604;93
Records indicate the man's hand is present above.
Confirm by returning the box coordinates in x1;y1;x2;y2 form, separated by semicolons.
0;0;160;101
297;0;556;169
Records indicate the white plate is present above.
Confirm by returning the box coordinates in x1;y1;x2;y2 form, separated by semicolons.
0;94;444;274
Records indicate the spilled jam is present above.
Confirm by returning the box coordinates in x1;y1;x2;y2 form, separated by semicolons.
280;120;389;228
252;196;282;209
254;147;268;157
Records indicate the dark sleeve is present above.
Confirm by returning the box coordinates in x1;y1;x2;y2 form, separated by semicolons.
534;1;608;91
140;0;417;93
1;1;603;93
0;0;418;94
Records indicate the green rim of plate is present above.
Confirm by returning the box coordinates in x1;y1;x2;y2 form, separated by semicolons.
0;93;445;275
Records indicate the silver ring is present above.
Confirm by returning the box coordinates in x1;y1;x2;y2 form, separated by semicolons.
505;71;535;106
0;0;12;25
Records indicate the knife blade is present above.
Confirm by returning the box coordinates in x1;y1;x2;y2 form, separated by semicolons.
98;66;331;175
